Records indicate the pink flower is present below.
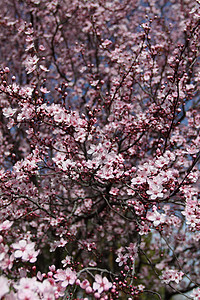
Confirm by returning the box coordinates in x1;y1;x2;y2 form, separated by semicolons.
12;240;39;263
57;238;67;248
190;287;200;300
40;87;50;94
54;268;77;287
160;269;184;284
4;291;16;299
61;255;71;267
94;292;101;299
2;107;17;118
12;240;33;258
0;220;13;231
146;181;164;200
37;279;56;299
24;248;40;263
17;289;39;300
93;275;112;294
0;276;9;298
126;243;138;259
23;55;39;74
101;39;112;48
109;187;119;195
14;277;37;291
0;254;14;270
80;279;90;290
146;206;166;226
116;253;129;267
131;176;146;185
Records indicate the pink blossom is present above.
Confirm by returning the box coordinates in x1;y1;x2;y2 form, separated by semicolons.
57;238;67;248
160;269;184;284
0;0;200;298
23;55;39;74
40;87;50;94
0;254;14;270
0;276;9;298
146;181;164;200
37;280;56;299
116;253;129;267
131;176;146;185
12;240;39;262
0;244;9;262
190;287;200;300
2;107;17;118
17;289;39;300
126;243;138;259
54;268;77;287
14;277;37;291
110;187;119;195
80;279;90;290
139;224;150;235
61;255;71;267
4;291;17;300
101;39;112;48
93;275;112;294
0;220;13;231
24;248;40;263
94;292;101;299
146;206;166;226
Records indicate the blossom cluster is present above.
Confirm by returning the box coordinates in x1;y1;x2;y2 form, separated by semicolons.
0;0;199;299
160;268;184;285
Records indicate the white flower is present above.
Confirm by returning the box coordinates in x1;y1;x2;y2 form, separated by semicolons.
23;55;39;74
3;107;17;118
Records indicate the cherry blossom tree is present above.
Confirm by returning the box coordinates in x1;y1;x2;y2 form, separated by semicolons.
0;0;200;299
